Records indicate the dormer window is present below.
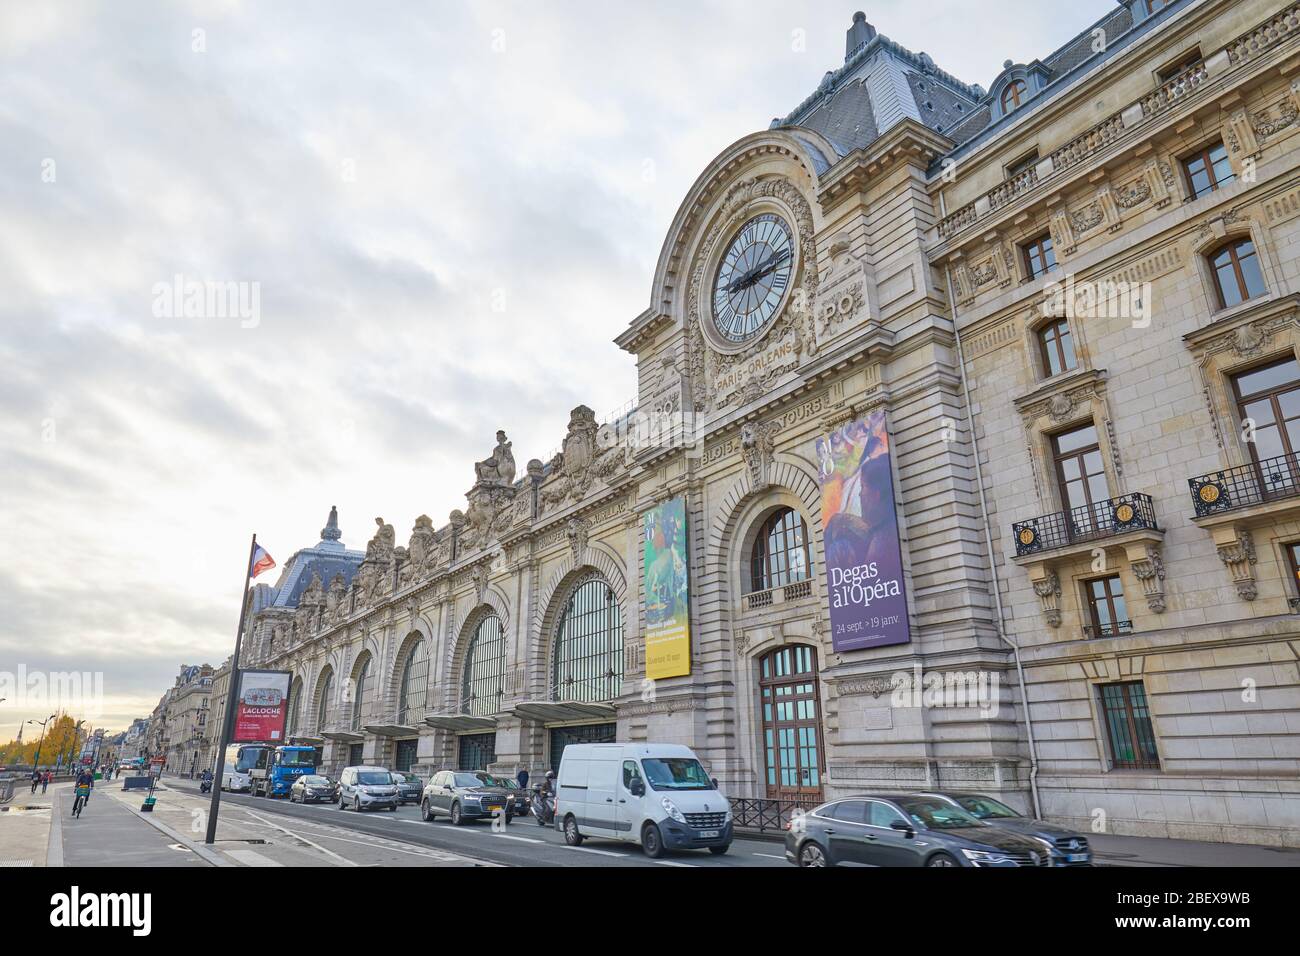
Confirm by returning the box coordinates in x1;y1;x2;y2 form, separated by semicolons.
1001;79;1028;112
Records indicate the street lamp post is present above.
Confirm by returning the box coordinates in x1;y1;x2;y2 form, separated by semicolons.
29;715;55;770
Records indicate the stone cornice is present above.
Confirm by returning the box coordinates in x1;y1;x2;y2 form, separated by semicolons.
817;120;953;206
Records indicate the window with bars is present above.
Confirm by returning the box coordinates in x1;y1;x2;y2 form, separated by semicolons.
750;508;812;593
1181;140;1233;198
1037;316;1077;378
397;639;429;725
1023;232;1057;279
1084;575;1132;638
286;678;303;736
316;670;334;730
462;615;505;717
1208;238;1266;309
351;656;372;731
1098;681;1160;770
552;576;623;703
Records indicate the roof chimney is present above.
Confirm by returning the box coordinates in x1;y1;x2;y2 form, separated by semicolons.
846;11;876;62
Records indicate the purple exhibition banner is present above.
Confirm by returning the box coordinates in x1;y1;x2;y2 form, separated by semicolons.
815;410;911;652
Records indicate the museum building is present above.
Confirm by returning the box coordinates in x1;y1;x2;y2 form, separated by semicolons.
237;0;1300;846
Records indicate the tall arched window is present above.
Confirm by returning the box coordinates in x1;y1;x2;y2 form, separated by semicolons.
750;507;812;592
397;638;429;725
1001;79;1027;112
462;615;505;717
351;655;372;731
286;677;303;737
553;575;623;702
316;669;334;731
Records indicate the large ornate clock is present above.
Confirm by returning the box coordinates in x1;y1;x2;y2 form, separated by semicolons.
711;212;795;345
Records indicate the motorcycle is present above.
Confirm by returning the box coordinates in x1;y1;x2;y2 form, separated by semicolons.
530;787;555;827
199;775;213;794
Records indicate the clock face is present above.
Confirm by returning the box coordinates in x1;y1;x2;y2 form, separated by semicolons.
711;212;795;345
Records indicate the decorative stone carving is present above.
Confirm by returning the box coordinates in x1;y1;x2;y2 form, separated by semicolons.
407;515;435;575
539;406;628;513
741;420;781;489
1032;570;1062;627
1069;202;1104;235
566;516;590;564
474;430;516;487
1216;530;1258;601
326;573;348;622
1130;545;1167;613
1048;393;1074;422
1231;322;1269;358
470;563;489;605
1227;108;1260;157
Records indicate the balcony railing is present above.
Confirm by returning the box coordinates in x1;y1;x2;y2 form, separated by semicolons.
1189;452;1300;517
1083;620;1134;640
1013;492;1159;556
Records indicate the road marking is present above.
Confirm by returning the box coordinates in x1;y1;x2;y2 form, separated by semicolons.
562;845;624;857
241;809;358;867
225;849;283;867
654;859;696;867
752;852;786;860
490;833;544;844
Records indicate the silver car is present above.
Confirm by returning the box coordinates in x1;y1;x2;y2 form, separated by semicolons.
337;766;399;812
918;792;1092;866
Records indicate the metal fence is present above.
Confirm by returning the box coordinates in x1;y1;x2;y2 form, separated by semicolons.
1189;452;1300;516
728;796;817;833
1013;492;1158;555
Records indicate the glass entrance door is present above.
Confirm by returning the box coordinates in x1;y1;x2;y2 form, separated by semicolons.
548;723;616;773
758;645;824;802
395;739;418;772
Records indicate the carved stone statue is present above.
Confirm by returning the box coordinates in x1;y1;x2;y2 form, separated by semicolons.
475;430;516;486
408;515;435;572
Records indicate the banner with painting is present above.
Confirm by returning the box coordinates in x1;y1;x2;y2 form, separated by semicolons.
815;410;911;652
643;497;691;679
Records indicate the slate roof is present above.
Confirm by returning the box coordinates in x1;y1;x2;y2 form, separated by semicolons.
261;508;364;611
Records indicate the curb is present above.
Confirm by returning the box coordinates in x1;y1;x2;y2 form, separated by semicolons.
104;791;231;867
46;789;64;867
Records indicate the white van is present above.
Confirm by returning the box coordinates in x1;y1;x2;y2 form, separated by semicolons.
555;742;732;857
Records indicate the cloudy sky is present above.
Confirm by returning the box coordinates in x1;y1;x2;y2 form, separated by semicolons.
0;0;1116;734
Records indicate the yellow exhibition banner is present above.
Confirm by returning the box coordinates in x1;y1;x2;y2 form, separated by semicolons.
643;497;691;679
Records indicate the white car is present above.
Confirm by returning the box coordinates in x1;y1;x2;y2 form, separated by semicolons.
555;742;732;858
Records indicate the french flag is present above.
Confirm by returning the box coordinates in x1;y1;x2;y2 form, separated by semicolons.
250;544;276;579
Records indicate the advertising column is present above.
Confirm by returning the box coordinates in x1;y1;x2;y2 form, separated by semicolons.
815;410;912;652
232;669;293;742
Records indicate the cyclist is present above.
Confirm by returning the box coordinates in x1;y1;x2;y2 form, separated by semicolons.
72;767;94;817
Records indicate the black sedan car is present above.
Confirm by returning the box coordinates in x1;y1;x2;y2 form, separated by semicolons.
786;794;1051;867
288;774;338;804
390;771;424;805
420;770;517;825
918;792;1092;866
495;776;531;817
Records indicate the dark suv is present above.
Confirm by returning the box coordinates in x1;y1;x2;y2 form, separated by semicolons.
918;792;1092;866
420;770;516;825
786;794;1051;867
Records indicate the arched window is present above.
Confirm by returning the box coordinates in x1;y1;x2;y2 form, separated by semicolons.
286;677;303;737
1209;238;1266;309
462;615;505;717
750;508;812;593
316;669;334;731
553;576;623;702
397;639;429;725
351;656;372;731
1001;79;1027;112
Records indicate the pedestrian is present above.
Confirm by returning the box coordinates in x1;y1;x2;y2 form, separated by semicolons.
517;768;529;791
41;770;50;794
30;769;40;794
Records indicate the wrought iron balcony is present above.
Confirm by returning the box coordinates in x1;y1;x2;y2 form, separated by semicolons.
1083;620;1134;640
1013;492;1159;556
1189;452;1300;517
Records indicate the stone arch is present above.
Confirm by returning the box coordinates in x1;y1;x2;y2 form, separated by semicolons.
311;664;336;733
286;675;305;737
648;129;833;323
385;629;429;717
708;456;824;583
534;558;628;702
445;596;510;714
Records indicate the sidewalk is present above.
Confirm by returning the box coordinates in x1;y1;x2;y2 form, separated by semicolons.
0;784;55;867
1090;832;1300;867
56;782;213;868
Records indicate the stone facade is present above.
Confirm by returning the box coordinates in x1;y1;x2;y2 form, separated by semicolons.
159;664;213;775
232;0;1300;846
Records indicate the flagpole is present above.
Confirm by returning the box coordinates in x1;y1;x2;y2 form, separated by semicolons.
204;533;258;845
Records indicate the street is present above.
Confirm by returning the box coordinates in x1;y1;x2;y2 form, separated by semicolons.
163;777;789;868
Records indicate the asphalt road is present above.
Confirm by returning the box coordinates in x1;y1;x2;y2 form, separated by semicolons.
166;777;790;868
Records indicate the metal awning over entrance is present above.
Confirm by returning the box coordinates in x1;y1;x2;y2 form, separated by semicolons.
509;700;616;724
423;713;498;733
364;723;419;738
287;736;324;746
320;729;365;742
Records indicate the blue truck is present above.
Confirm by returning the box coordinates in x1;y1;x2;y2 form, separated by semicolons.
246;745;320;798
